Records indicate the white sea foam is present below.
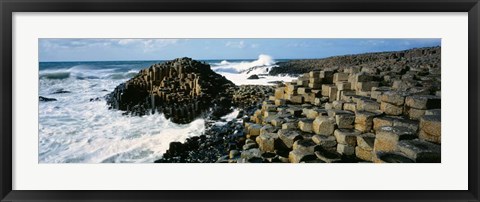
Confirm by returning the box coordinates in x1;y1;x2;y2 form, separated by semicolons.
211;54;276;75
39;69;205;163
218;72;295;86
210;54;295;85
221;109;240;122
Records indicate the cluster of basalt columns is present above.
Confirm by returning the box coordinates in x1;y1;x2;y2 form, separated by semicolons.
230;67;441;163
106;57;235;124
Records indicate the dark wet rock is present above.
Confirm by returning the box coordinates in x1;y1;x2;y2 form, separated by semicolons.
52;89;71;94
89;97;102;102
155;121;246;163
397;139;440;163
314;146;342;163
247;74;260;79
39;96;57;102
373;152;415;163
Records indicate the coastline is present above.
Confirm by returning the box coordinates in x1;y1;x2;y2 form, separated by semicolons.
38;46;441;163
153;46;441;163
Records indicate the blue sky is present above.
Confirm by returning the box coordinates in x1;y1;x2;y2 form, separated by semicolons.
39;39;440;62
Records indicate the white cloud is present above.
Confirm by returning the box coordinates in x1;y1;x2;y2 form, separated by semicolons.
225;41;246;49
287;42;310;48
112;39;179;52
116;39;136;45
40;39;182;54
40;39;113;50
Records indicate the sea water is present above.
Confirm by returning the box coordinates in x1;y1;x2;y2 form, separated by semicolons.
38;55;295;163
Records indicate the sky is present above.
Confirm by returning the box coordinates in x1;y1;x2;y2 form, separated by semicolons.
39;38;440;62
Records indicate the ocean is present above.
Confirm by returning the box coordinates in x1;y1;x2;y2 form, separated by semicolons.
38;55;295;163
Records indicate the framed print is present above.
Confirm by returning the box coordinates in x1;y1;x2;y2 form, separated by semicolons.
1;0;479;201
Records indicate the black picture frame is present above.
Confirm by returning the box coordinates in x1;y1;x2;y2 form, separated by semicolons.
1;0;479;201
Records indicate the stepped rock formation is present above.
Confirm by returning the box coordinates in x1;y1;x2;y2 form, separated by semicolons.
157;47;442;163
238;61;442;163
106;57;236;124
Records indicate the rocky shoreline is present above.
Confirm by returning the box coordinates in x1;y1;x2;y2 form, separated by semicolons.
105;47;441;163
269;46;440;76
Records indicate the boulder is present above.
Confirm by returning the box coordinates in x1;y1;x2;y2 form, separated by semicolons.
337;144;355;156
271;118;285;127
312;116;336;135
373;116;395;131
354;111;378;132
298;118;315;133
355;147;373;161
247;74;260;79
243;142;259;150
289;150;317;163
333;72;349;83
314;147;342;163
380;102;403;116
293;139;317;153
343;102;357;112
380;91;408;106
372;152;415;163
312;135;337;147
336;82;351;91
282;121;298;130
305;108;327;119
355;81;379;92
278;129;303;149
240;148;264;163
357;99;380;112
297;87;312;95
256;132;279;152
248;124;262;137
274;87;285;99
356;133;375;150
286;107;303;117
335;113;355;129
229;150;240;159
39;96;57;102
393;118;419;133
374;126;416;152
425;109;441;116
419;115;441;137
405;107;426;120
405;95;441;110
334;129;361;146
332;101;345;110
397;139;441;162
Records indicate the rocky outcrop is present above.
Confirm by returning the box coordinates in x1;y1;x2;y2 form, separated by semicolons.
106;57;236;124
247;74;260;79
269;46;440;76
39;96;57;102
